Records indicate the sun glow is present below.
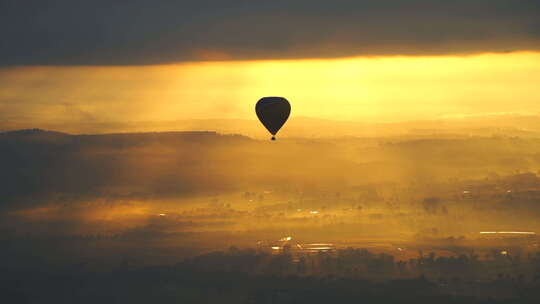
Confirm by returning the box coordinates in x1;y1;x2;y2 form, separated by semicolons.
1;52;540;131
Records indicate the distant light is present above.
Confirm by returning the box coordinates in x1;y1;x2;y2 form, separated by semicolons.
463;190;471;194
279;236;292;242
306;243;334;246
506;190;512;193
271;246;281;250
159;213;167;216
397;247;404;251
310;211;320;214
480;231;535;235
501;250;508;255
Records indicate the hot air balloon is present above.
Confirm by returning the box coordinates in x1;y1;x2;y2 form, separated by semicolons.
256;97;291;140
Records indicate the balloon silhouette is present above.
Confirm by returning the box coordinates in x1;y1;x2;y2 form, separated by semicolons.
256;97;291;140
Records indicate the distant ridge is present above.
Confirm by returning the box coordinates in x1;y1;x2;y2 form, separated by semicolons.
0;128;69;136
0;129;254;146
3;113;540;139
0;129;245;138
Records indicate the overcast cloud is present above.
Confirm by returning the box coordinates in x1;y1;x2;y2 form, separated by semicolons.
1;0;539;65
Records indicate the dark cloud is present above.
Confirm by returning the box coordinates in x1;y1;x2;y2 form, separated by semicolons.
1;0;539;65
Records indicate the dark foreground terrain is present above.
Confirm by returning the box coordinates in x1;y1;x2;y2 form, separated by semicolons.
2;247;540;304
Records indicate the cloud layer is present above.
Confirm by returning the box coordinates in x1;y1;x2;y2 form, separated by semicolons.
1;0;539;65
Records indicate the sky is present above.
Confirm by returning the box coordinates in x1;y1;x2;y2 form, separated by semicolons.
1;0;540;130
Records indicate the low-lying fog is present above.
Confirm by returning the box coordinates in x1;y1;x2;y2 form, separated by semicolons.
1;129;540;269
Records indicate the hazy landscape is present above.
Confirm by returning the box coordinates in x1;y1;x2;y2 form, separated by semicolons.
2;116;540;302
3;1;540;302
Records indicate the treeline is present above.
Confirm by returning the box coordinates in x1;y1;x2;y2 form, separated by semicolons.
2;249;540;304
182;247;540;282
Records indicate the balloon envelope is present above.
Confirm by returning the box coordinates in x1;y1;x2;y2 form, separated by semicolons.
256;97;291;139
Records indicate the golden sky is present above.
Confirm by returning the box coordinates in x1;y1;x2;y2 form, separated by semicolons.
1;51;539;128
